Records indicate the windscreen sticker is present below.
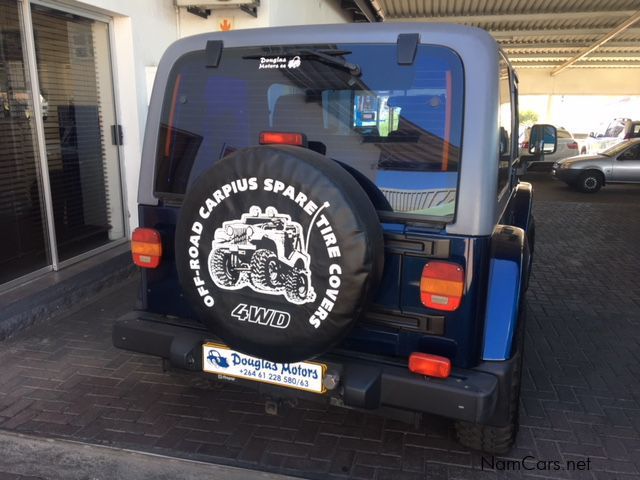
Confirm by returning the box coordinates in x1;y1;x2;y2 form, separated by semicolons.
259;56;301;70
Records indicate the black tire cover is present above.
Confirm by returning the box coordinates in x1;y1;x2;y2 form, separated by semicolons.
175;145;384;363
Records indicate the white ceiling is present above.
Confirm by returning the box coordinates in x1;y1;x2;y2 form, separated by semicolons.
374;0;640;71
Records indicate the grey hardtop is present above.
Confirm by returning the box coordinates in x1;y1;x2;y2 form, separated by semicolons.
140;22;502;236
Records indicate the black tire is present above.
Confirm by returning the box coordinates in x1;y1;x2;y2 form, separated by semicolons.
578;171;603;193
210;250;240;287
454;304;526;454
250;249;282;291
285;269;311;304
175;145;384;363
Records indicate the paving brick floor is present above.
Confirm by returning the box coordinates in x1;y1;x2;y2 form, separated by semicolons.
1;176;639;479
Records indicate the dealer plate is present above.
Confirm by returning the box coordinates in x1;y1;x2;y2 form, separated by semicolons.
202;343;326;394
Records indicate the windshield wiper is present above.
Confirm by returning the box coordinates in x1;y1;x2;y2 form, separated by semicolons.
297;48;361;76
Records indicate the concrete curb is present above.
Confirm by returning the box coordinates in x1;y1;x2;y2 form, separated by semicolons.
0;430;303;480
0;244;134;341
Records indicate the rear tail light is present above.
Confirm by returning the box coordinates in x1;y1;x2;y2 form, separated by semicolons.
131;228;162;268
521;141;529;149
420;261;464;311
409;353;451;379
567;141;578;149
259;131;307;147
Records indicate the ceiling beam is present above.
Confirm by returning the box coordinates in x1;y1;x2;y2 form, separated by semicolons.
551;10;640;76
351;0;378;22
500;41;640;49
516;62;640;68
385;10;636;23
509;52;640;60
491;27;640;39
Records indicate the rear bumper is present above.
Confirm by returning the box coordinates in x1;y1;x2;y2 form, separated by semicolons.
113;311;515;425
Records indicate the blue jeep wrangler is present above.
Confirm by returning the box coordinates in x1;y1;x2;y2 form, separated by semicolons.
114;22;556;454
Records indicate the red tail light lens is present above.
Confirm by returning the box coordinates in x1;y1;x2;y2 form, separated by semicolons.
259;131;306;146
521;141;529;149
567;141;578;149
409;353;451;378
420;261;464;311
131;228;162;268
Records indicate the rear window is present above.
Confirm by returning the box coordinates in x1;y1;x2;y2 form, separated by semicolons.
557;129;572;139
154;43;464;221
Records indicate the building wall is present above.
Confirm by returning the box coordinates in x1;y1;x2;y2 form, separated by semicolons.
178;0;349;37
517;68;640;96
268;0;350;27
178;1;269;35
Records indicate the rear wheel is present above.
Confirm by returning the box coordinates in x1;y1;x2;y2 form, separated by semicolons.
454;304;526;454
577;171;603;193
285;269;312;304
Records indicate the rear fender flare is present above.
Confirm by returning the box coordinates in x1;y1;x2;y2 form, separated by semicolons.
508;182;534;234
482;225;526;361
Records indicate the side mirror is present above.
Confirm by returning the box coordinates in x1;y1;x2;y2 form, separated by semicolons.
528;124;557;155
589;132;596;138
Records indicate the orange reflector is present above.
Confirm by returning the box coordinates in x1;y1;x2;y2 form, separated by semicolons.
131;228;162;268
259;131;306;146
420;261;464;311
409;352;451;379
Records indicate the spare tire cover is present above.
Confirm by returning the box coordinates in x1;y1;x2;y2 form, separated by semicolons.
175;145;384;363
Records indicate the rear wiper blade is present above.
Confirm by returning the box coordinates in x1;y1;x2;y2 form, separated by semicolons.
297;48;361;76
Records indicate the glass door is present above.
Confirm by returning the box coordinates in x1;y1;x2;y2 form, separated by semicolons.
0;0;50;284
31;3;124;262
0;0;126;289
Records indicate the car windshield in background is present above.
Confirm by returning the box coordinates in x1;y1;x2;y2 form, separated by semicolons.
154;44;464;221
600;141;634;157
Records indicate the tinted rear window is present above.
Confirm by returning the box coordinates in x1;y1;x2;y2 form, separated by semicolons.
557;129;572;139
155;44;464;221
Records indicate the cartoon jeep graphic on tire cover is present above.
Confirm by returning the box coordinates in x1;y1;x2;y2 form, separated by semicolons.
208;206;316;305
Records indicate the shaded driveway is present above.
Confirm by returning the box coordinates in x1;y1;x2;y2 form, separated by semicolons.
1;174;639;479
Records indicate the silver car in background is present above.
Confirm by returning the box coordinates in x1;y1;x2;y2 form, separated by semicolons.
551;138;640;192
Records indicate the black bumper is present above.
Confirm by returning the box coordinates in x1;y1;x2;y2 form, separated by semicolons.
551;167;581;183
113;311;515;425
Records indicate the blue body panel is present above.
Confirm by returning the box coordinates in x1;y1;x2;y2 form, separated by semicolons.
481;182;534;361
482;257;521;361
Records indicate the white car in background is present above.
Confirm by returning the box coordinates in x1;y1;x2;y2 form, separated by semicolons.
572;132;589;154
519;126;579;171
585;118;640;154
